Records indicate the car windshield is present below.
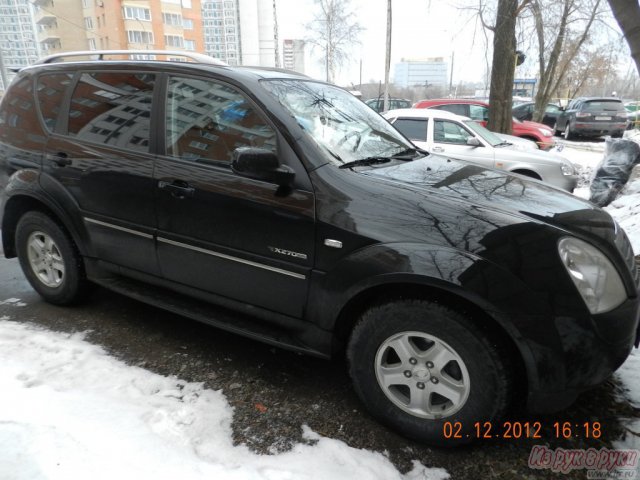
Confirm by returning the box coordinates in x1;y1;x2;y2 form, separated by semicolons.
462;120;503;147
583;100;625;113
261;79;413;166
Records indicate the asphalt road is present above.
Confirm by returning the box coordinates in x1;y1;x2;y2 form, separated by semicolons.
1;250;637;480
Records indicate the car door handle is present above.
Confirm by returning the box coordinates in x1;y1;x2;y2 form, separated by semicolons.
432;146;444;153
158;180;195;199
45;152;71;167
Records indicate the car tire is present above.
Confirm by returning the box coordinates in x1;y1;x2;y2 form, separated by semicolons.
347;299;512;446
16;211;91;305
563;123;575;140
553;121;561;136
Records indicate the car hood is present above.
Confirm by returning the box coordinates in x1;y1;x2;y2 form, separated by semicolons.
522;119;552;131
495;144;571;166
363;154;614;243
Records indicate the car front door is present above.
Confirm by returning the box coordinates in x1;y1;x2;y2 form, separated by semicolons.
430;119;495;167
154;74;314;318
41;69;160;276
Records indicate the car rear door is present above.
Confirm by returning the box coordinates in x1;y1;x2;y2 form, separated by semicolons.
40;69;160;276
153;74;314;318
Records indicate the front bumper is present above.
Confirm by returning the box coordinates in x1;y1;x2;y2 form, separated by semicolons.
523;295;640;414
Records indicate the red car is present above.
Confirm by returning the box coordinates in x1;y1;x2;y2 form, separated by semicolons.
413;98;556;150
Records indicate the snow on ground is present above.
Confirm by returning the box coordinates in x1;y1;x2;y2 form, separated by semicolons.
0;318;448;480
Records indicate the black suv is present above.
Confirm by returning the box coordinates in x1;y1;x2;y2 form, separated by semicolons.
555;97;628;139
1;51;639;445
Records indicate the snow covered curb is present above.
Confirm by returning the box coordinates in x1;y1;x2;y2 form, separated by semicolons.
0;319;448;480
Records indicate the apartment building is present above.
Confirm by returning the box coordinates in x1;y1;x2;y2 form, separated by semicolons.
0;0;39;89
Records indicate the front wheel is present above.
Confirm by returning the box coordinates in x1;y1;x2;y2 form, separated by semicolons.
347;300;513;445
16;211;91;305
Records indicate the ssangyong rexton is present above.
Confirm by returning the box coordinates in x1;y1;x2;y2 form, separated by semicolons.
0;51;638;445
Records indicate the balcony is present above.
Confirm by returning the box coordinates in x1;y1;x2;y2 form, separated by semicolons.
35;13;57;26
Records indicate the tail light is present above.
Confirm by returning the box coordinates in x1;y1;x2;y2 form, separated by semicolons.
576;112;591;118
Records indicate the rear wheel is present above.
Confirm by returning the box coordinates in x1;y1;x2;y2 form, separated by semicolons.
347;300;513;445
563;123;575;140
16;211;91;305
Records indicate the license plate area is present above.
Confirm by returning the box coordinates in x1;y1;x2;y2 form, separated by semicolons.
595;116;611;121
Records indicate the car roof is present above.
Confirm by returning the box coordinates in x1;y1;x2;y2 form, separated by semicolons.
414;98;488;107
20;55;312;84
383;108;471;121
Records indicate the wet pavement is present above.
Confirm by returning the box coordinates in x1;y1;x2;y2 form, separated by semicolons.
1;249;637;479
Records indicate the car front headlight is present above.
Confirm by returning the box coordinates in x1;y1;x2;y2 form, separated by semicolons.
558;237;626;314
561;160;575;176
538;128;553;137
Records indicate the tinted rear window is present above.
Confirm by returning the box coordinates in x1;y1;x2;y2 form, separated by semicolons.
37;73;73;132
583;100;624;113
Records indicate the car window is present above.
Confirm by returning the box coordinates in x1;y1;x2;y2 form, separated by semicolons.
433;103;467;116
434;120;473;144
391;100;411;110
468;104;489;121
582;100;625;113
546;104;561;113
165;76;277;164
36;73;73;132
67;72;156;153
392;118;428;141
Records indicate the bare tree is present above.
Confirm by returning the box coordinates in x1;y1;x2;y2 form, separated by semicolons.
608;0;640;77
306;0;363;83
528;0;602;124
482;0;531;134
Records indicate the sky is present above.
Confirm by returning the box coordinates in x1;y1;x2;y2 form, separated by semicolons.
275;0;490;87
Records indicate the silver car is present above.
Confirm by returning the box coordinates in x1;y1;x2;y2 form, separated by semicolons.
383;108;578;192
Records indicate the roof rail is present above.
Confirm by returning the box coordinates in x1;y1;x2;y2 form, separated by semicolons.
35;50;227;66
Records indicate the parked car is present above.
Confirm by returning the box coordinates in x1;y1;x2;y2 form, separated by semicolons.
512;101;562;128
413;98;556;149
624;102;640;130
554;97;627;139
1;50;639;446
365;97;412;112
383;108;578;191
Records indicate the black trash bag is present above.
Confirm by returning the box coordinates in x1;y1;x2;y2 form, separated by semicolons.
589;138;640;207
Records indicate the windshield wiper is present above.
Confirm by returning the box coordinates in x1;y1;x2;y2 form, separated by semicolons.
494;141;512;147
391;147;427;158
338;157;393;169
338;152;419;169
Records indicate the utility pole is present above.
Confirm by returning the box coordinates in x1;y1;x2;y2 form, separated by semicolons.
273;0;280;68
0;47;7;92
383;0;391;112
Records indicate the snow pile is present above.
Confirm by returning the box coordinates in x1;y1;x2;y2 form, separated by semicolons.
614;347;640;451
604;179;640;254
0;319;448;480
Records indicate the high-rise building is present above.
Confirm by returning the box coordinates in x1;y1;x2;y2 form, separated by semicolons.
201;0;240;65
394;58;448;89
0;0;40;90
282;39;304;73
201;0;275;67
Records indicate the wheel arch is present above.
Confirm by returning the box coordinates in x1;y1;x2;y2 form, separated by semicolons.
2;193;87;259
331;280;529;406
510;168;542;180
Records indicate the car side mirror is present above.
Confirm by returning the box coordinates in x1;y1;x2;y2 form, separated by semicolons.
231;147;294;187
466;137;481;147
